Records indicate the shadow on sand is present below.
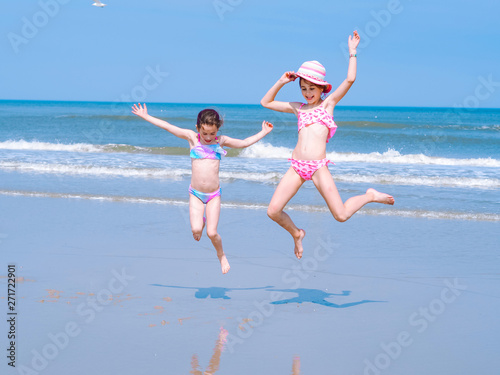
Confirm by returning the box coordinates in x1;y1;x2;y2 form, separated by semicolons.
150;285;384;308
150;284;272;299
267;288;385;308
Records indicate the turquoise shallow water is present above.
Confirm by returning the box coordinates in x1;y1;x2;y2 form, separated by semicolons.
1;100;499;220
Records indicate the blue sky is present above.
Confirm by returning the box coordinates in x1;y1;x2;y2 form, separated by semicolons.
1;0;499;107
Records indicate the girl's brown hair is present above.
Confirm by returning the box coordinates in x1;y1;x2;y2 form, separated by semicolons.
196;109;223;129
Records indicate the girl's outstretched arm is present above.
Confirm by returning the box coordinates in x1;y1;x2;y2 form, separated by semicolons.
220;121;273;148
131;103;195;141
260;72;300;113
324;31;360;107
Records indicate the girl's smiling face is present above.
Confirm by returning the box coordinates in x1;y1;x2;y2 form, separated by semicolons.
300;79;325;105
198;124;218;144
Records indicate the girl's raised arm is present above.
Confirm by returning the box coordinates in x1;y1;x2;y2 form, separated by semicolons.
325;31;360;107
260;72;300;113
131;103;195;141
220;121;273;149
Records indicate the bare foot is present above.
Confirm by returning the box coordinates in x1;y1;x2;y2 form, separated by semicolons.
293;229;306;259
192;217;206;241
218;253;230;274
367;188;395;205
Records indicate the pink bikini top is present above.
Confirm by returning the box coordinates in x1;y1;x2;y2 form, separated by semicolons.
297;103;337;142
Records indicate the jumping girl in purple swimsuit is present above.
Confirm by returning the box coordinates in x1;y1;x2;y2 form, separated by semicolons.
132;103;273;273
261;31;394;259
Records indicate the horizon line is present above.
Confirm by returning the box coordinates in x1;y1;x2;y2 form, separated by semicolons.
0;98;499;111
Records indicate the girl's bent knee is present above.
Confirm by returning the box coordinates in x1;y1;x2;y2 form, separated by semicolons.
334;213;349;222
207;230;219;240
267;206;281;221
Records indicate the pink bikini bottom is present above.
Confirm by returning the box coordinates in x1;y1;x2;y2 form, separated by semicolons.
289;158;331;181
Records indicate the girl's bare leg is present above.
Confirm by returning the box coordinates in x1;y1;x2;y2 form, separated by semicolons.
189;194;206;241
311;167;394;222
205;196;230;274
267;167;306;259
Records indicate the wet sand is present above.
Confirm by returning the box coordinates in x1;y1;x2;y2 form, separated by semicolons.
1;194;499;374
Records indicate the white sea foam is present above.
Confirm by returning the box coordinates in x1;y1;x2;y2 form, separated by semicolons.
0;161;284;182
0;140;103;153
334;174;500;189
240;143;293;159
0;161;283;183
330;149;500;168
242;143;500;167
0;161;191;179
2;140;499;168
2;161;498;189
220;170;282;182
1;189;498;222
0;140;152;154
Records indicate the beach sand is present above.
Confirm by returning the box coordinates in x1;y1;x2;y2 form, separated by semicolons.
1;194;499;374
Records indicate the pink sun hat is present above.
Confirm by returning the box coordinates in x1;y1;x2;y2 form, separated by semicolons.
294;61;332;94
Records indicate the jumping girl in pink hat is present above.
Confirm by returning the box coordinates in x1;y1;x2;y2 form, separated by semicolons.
261;31;394;259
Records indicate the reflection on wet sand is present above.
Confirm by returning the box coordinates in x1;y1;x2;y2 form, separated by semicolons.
189;328;301;375
190;327;228;375
291;356;300;375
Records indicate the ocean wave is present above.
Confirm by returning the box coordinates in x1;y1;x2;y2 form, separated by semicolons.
338;121;500;132
0;140;188;156
334;174;500;189
0;161;283;183
0;140;207;156
0;140;104;153
239;143;293;159
358;208;500;222
2;140;499;168
1;161;498;189
220;170;282;182
242;143;500;167
0;189;191;206
1;189;498;222
0;161;191;179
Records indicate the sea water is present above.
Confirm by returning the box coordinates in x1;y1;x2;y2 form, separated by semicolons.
1;100;499;221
